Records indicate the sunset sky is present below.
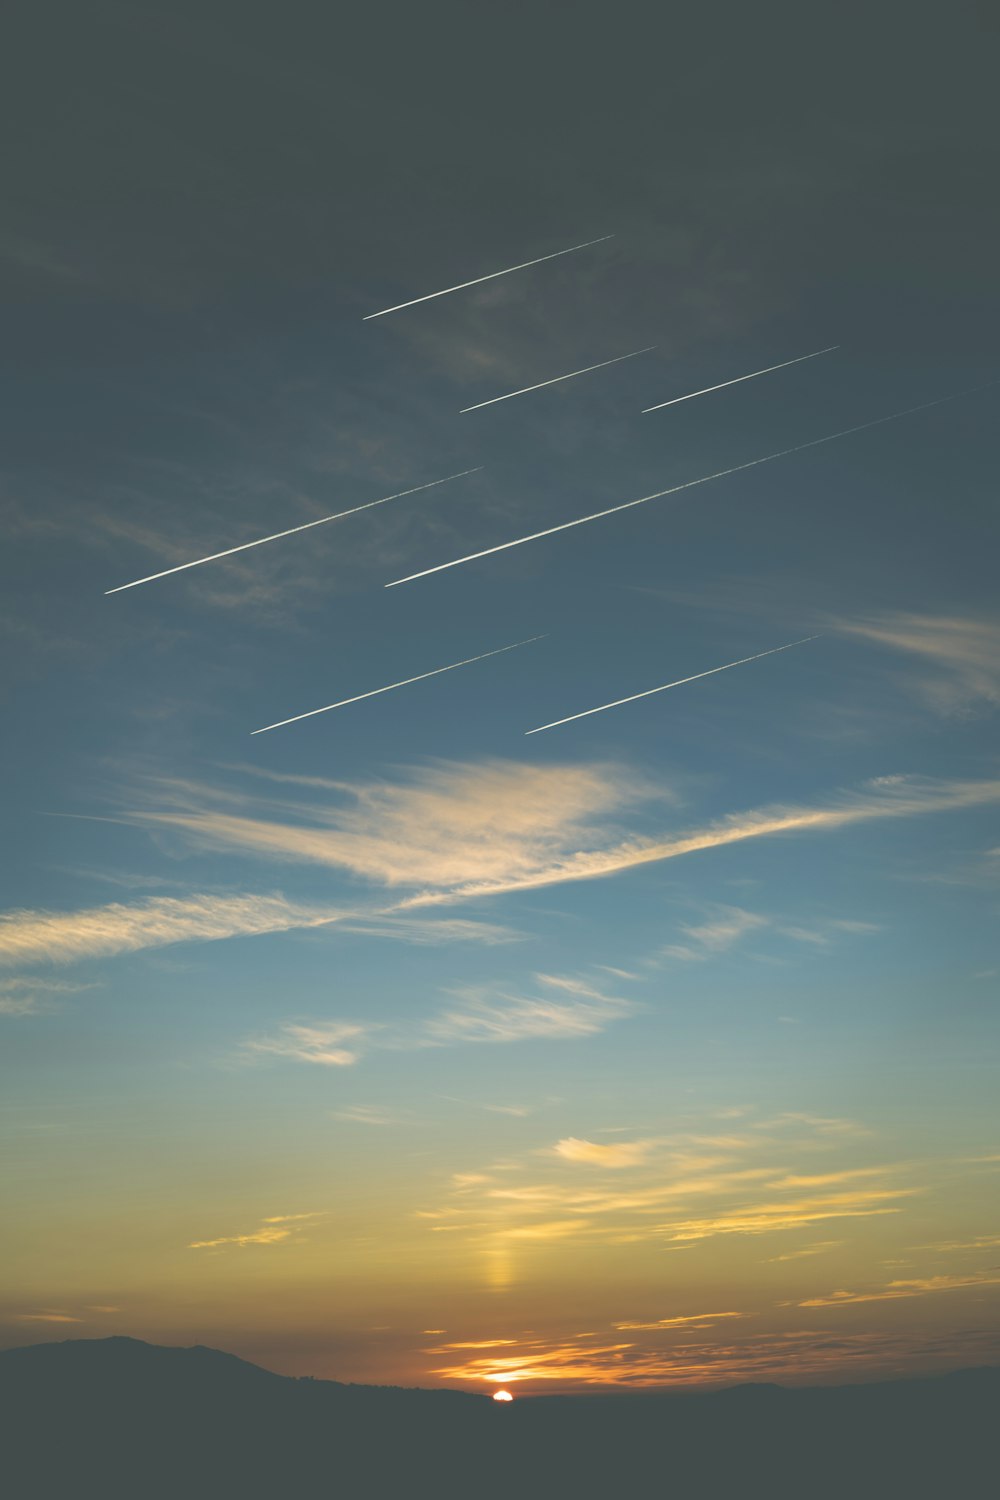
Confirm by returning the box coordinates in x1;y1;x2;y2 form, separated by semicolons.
2;2;998;1392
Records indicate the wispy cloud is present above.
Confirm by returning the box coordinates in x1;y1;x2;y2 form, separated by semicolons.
798;1271;1000;1308
425;974;630;1046
5;763;998;974
613;1310;745;1330
13;1311;83;1324
0;890;516;971
0;892;348;970
554;1137;656;1168
661;905;770;961
244;971;629;1069
0;975;95;1015
243;1022;367;1067
765;1240;841;1262
137;764;1000;906
331;1104;403;1126
188;1211;324;1250
418;1122;914;1269
837;611;1000;713
428;1326;1000;1389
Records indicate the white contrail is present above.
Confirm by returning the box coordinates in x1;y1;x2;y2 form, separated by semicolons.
386;381;997;588
362;236;614;320
642;345;839;413
104;469;482;594
461;346;656;413
252;635;544;735
525;637;818;735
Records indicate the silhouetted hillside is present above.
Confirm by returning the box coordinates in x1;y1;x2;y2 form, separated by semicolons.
2;1337;995;1499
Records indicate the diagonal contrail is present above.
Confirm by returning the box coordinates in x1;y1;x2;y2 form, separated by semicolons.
385;381;997;588
525;637;818;735
642;345;839;413
362;236;614;320
104;469;482;594
461;346;656;413
252;635;545;734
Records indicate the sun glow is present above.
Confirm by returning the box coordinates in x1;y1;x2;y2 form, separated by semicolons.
492;1389;514;1402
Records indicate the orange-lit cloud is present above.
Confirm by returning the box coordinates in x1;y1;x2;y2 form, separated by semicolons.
799;1272;1000;1308
14;1311;82;1324
614;1311;745;1330
429;1327;1000;1389
188;1211;324;1250
554;1137;656;1168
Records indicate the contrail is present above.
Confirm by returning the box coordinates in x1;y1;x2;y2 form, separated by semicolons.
104;469;482;594
642;345;839;413
525;637;819;735
252;635;544;734
362;236;614;320
461;346;656;413
386;381;997;587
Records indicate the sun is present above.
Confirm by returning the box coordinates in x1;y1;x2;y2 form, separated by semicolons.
492;1389;514;1402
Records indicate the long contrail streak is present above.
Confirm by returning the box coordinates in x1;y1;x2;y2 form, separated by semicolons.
251;636;544;734
641;345;839;413
362;236;614;320
386;382;996;588
461;346;656;413
525;637;818;735
105;469;482;594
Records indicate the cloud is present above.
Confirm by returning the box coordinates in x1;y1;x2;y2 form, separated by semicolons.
424;974;630;1046
838;611;1000;713
137;763;1000;907
428;1327;1000;1389
136;759;650;890
799;1272;1000;1308
417;1122;916;1270
0;975;95;1015
660;906;879;963
244;1022;367;1067
0;892;349;970
5;765;998;975
554;1137;656;1169
243;970;628;1070
765;1241;841;1262
13;1312;82;1324
661;905;770;961
0;891;514;972
657;1187;918;1244
614;1311;745;1330
188;1211;324;1250
331;1104;400;1125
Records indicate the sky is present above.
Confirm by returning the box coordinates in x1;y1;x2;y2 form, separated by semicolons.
1;1;999;1392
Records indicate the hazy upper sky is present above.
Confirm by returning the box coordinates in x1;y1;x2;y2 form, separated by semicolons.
2;1;998;1391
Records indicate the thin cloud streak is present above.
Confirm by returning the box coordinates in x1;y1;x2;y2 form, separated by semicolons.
460;346;655;413
641;345;839;413
525;636;818;734
362;235;614;319
252;636;544;734
104;469;481;594
6;771;1000;971
386;383;996;586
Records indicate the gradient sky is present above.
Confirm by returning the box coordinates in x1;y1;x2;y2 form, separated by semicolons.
2;2;999;1392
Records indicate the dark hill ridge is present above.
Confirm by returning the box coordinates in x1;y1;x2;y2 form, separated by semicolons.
2;1337;996;1499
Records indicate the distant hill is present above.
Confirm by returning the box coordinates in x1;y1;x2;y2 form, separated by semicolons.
2;1336;996;1498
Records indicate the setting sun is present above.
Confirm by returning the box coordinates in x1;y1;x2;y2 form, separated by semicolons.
492;1390;514;1403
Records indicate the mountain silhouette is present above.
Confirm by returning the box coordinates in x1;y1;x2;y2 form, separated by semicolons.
2;1336;995;1498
